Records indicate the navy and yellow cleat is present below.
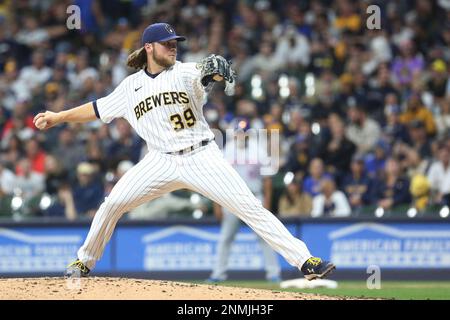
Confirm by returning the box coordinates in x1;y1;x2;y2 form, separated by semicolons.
65;259;90;278
301;257;336;281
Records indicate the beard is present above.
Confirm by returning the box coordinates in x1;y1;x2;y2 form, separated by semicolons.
152;49;176;68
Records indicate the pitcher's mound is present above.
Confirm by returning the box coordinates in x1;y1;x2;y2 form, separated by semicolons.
0;277;348;300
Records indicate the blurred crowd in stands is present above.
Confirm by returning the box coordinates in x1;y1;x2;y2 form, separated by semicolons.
0;0;449;221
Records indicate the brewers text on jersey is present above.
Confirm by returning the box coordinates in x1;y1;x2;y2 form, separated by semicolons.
134;91;190;120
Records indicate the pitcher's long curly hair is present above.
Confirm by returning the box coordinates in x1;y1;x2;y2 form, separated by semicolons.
127;47;147;69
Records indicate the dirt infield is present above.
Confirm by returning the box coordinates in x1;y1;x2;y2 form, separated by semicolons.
0;277;350;300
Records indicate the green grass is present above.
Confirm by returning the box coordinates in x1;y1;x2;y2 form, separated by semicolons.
190;280;450;300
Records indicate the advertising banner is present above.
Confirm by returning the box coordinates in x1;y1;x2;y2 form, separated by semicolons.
301;222;450;269
0;227;112;273
2;221;448;274
115;224;295;271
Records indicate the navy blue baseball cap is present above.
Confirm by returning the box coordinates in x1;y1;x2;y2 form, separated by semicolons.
141;23;186;46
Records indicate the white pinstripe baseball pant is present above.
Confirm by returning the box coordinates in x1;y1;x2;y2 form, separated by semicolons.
77;141;312;270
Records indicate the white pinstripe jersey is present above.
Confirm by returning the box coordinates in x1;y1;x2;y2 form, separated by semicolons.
94;61;214;153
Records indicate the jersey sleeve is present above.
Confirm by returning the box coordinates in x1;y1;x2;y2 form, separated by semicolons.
93;79;129;123
179;62;207;105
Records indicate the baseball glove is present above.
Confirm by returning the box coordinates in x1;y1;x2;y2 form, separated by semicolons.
197;54;236;87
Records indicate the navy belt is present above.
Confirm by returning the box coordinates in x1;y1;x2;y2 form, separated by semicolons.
166;139;211;155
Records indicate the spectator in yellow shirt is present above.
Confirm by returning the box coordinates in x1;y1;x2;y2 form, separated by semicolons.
399;92;436;136
279;180;313;218
334;0;362;33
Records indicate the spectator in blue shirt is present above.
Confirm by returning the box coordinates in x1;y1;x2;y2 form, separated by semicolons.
370;157;411;212
318;113;356;182
75;0;105;34
284;134;312;177
303;158;332;197
107;118;142;166
342;154;373;212
406;120;433;159
382;94;410;144
72;162;104;217
364;139;390;179
43;183;77;220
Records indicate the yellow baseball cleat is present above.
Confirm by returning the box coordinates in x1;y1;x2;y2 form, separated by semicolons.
65;259;90;278
301;257;336;281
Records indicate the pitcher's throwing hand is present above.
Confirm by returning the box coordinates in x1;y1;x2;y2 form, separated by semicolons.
33;111;58;130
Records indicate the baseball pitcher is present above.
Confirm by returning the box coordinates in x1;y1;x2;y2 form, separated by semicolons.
33;23;335;280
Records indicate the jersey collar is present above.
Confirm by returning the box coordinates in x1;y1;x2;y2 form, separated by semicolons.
144;68;162;78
